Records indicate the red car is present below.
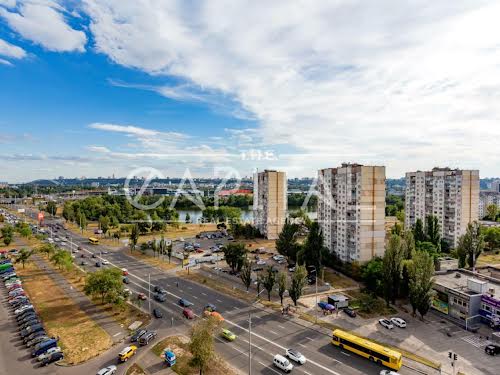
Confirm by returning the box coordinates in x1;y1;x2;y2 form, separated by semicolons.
138;293;147;300
195;249;204;253
183;308;194;319
122;268;128;276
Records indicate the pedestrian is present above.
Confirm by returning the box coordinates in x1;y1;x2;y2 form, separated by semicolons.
176;281;179;288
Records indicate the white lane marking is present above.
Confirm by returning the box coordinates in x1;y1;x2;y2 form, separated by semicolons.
201;292;207;296
341;352;350;357
269;330;278;335
298;343;306;348
258;362;281;375
305;337;314;341
278;325;285;329
188;286;192;290
225;320;342;375
113;332;121;337
216;299;222;303
192;296;198;300
303;371;312;375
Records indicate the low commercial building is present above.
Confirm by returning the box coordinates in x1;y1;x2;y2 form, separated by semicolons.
432;269;500;329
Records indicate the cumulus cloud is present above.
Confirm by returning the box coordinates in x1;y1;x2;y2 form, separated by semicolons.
0;0;87;52
79;0;500;177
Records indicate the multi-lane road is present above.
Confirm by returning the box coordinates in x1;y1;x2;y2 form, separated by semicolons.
44;219;422;375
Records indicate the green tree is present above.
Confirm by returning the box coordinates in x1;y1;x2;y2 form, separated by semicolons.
185;212;191;224
240;259;252;291
483;227;500;251
189;316;218;375
46;201;57;216
408;251;435;319
361;257;384;296
19;224;32;239
167;242;173;263
457;221;485;269
99;215;111;235
84;268;124;304
151;238;158;257
275;218;299;262
425;215;441;248
486;204;498;221
2;234;12;246
151;211;165;232
277;271;287;306
50;249;74;271
289;265;307;306
222;243;246;273
129;224;139;253
413;218;425;242
37;243;55;258
298;221;324;272
15;248;34;269
262;266;277;301
382;234;404;305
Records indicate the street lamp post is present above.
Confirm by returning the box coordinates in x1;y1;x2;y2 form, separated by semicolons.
248;313;252;375
148;273;151;313
311;266;318;323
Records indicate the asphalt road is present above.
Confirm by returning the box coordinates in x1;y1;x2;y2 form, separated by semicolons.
54;221;421;375
1;214;421;375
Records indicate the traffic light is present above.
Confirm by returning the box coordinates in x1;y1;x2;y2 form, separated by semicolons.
454;353;458;361
448;352;458;361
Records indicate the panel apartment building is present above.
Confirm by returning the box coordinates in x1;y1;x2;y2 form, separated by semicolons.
317;164;386;263
405;168;479;248
253;170;287;240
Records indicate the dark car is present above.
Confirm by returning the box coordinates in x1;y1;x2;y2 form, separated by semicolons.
24;332;47;345
95;261;101;267
27;335;50;347
41;351;64;366
17;312;37;323
204;303;216;312
154;293;166;302
485;344;500;356
19;314;38;324
178;298;193;307
122;277;130;284
130;329;147;342
138;331;157;346
20;319;40;329
343;307;357;318
153;308;163;319
21;324;43;337
154;286;167;294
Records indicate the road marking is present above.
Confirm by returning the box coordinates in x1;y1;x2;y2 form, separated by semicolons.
216;299;223;303
341;351;350;356
269;330;278;335
201;292;207;296
192;296;198;299
113;332;122;337
305;336;314;341
188;286;192;290
278;325;285;329
258;362;281;375
298;343;306;348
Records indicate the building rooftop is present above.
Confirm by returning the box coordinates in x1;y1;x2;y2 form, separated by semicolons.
434;270;500;300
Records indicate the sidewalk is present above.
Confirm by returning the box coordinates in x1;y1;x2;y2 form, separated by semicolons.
33;255;128;343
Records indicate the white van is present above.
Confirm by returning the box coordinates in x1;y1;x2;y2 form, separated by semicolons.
273;354;293;373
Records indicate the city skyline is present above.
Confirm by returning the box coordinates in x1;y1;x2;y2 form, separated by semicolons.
2;1;500;182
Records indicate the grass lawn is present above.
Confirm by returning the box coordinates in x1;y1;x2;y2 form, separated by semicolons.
477;250;500;265
322;268;359;289
128;250;178;272
178;270;254;303
237;238;277;251
41;255;151;329
151;336;237;375
126;363;146;375
16;261;113;364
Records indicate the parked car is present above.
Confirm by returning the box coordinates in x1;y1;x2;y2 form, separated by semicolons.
379;319;394;329
102;260;110;265
32;338;58;357
137;293;147;300
153;308;163;319
138;331;157;346
41;351;64;366
178;298;193;307
485;344;500;356
96;365;117;375
130;330;147;342
122;277;130;284
183;308;195;319
95;261;101;267
37;346;62;362
390;317;407;328
21;323;44;337
343;307;357;318
118;345;137;362
24;331;47;344
285;348;307;364
122;268;128;276
27;335;50;348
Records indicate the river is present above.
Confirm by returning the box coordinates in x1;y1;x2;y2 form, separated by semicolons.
176;208;316;224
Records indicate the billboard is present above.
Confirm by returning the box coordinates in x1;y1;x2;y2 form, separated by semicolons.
432;297;449;314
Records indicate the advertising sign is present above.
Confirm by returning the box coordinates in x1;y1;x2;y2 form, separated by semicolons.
432;297;449;314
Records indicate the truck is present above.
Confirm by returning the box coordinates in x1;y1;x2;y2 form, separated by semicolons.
163;348;176;367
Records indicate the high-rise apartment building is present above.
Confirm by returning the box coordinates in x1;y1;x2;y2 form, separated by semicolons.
253;170;287;240
479;191;500;219
405;168;479;248
317;163;386;263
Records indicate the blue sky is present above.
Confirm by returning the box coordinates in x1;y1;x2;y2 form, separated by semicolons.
1;1;500;182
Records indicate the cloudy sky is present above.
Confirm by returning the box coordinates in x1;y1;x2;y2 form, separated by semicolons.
1;0;499;183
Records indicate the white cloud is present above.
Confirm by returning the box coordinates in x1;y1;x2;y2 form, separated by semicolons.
0;0;87;52
0;38;26;60
0;57;13;66
80;0;500;177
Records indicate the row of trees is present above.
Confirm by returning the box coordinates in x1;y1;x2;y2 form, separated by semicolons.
222;242;309;306
1;222;33;245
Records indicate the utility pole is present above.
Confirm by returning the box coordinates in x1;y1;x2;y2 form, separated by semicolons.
148;273;151;313
248;313;252;375
448;351;458;375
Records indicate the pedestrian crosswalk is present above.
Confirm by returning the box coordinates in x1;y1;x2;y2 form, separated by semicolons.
461;335;490;348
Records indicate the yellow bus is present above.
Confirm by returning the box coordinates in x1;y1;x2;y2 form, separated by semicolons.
331;329;402;370
88;237;99;245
